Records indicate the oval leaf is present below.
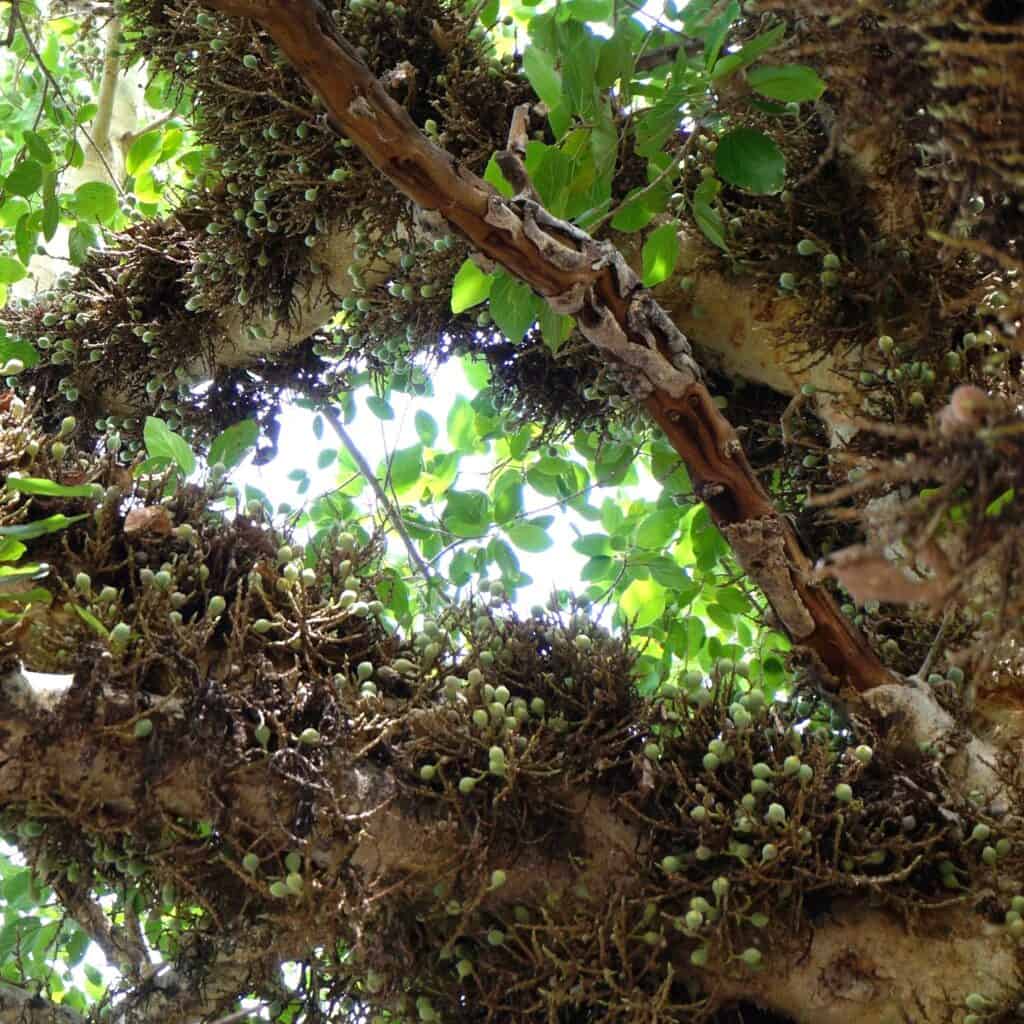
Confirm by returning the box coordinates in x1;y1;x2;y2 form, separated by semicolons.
143;416;196;475
714;128;786;195
746;64;826;103
5;160;43;197
506;523;553;553
73;181;119;224
641;221;680;287
450;259;493;314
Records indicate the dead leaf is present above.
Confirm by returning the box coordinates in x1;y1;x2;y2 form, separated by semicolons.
124;505;172;537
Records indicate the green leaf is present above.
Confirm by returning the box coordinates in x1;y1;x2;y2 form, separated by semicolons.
447;395;477;452
561;0;612;20
415;410;439;446
0;514;86;540
389;445;423;493
506;522;553;553
611;190;658;233
596;21;636;88
0;538;26;562
492;470;524;523
366;395;395;420
450;259;493;313
125;130;164;177
15;213;37;265
715;128;786;195
68;222;98;266
21;130;54;165
143;416;196;475
317;448;337;470
0;256;26;285
538;305;573;353
443;489;491;538
746;64;826;103
483;154;514;199
557;21;600;119
489;271;540;341
73;604;109;638
208;419;258;469
461;354;491;390
41;188;60;242
573;533;610;557
635;508;678;549
693;177;727;251
641;221;680;287
5;159;43;197
711;23;785;80
0;197;29;227
72;181;119;224
522;45;563;113
5;477;97;498
0;335;39;370
619;577;666;628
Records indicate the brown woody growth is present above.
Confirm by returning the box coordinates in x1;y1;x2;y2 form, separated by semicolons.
202;0;894;692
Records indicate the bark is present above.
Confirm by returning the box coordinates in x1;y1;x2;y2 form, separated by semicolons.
1;670;1017;1024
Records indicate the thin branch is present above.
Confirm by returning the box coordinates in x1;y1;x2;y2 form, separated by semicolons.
320;404;449;599
14;7;125;195
120;110;175;149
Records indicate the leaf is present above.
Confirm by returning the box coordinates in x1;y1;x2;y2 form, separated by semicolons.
483;154;515;199
0;197;29;227
746;64;826;103
596;21;636;88
143;416;196;475
15;213;37;265
447;395;477;452
72;604;109;638
317;448;337;470
693;177;728;251
635;508;678;549
125;130;164;177
522;45;563;113
366;395;394;420
641;221;680;287
0;336;39;370
443;489;491;538
619;577;667;628
5;477;98;498
710;22;785;80
389;445;423;494
5;159;43;197
506;522;553;553
208;419;259;469
0;513;86;540
0;256;26;285
715;128;786;195
561;0;612;20
450;259;493;313
0;538;26;562
489;271;540;341
415;410;438;446
21;130;54;165
538;305;573;353
73;181;119;224
68;222;98;266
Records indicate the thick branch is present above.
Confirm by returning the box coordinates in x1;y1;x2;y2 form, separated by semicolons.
199;0;892;693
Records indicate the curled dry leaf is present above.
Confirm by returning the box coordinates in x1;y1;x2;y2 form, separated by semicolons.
123;505;173;537
816;544;949;608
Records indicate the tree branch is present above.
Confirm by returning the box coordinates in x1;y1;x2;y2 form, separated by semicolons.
199;0;893;693
320;404;448;599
